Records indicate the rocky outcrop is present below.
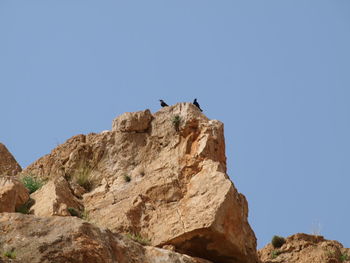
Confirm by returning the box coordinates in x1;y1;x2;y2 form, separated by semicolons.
0;176;29;213
0;143;21;176
30;176;82;217
259;233;350;263
0;213;211;263
21;103;258;263
112;109;153;132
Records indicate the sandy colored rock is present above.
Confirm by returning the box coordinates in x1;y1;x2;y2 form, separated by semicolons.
0;143;21;176
0;176;29;212
22;103;258;263
30;176;82;216
259;233;350;263
112;109;153;132
0;213;211;263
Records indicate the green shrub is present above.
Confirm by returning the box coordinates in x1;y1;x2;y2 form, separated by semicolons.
271;250;281;259
126;233;150;246
341;253;349;262
20;175;43;194
3;250;16;259
172;115;181;131
73;166;93;191
271;235;286;248
67;207;80;217
124;174;131;183
67;207;90;220
15;198;35;214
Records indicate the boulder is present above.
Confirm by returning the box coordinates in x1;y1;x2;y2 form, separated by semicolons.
0;176;29;212
259;233;350;263
0;213;211;263
0;143;21;176
30;176;81;216
112;109;153;132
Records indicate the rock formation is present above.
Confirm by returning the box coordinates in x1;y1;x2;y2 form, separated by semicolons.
2;104;350;263
18;103;258;263
0;143;22;176
0;213;211;263
259;233;350;263
30;176;82;217
0;176;29;213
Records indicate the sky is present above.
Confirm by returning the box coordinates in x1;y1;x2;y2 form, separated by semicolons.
1;1;350;249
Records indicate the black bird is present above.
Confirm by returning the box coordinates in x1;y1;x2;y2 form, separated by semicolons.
193;98;203;112
159;99;168;107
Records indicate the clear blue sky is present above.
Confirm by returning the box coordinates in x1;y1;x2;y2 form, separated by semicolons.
1;1;349;249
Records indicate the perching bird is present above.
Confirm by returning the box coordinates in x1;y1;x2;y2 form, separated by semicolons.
193;98;203;112
159;99;168;107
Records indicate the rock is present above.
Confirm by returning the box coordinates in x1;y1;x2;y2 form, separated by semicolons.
30;176;82;216
112;109;153;132
0;176;29;213
0;213;212;263
70;181;87;199
21;103;258;263
259;233;350;263
0;143;22;176
21;133;108;183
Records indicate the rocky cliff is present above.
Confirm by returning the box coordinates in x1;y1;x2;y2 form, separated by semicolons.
0;103;258;263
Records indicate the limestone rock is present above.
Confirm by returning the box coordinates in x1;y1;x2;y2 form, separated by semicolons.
30;176;82;216
0;176;29;213
0;213;212;263
21;103;258;263
112;109;153;132
259;233;350;263
22;133;108;183
0;143;21;176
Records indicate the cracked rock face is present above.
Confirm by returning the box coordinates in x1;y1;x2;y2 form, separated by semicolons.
30;176;82;217
0;213;210;263
0;176;29;213
0;143;22;177
21;103;258;263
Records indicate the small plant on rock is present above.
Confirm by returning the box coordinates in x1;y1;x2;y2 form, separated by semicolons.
67;207;80;217
15;198;35;214
271;249;281;259
340;253;349;262
271;235;286;248
124;174;131;183
73;166;93;191
3;250;16;259
126;232;150;246
20;175;44;194
172;115;181;132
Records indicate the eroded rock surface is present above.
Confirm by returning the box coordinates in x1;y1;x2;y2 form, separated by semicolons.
259;233;350;263
21;103;258;263
0;213;211;263
30;176;82;216
112;109;153;132
0;176;29;213
0;143;21;176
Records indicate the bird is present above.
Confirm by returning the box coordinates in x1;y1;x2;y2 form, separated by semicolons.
159;99;169;107
193;98;203;112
